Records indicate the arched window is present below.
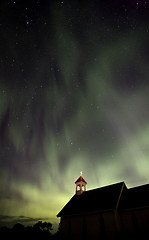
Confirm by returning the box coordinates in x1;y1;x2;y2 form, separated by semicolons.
132;213;139;233
67;218;71;239
83;218;87;240
100;215;106;239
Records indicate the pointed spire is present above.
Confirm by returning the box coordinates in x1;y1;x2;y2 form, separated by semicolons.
75;172;87;195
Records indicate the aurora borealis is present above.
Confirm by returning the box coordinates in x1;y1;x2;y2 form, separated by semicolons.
1;0;149;228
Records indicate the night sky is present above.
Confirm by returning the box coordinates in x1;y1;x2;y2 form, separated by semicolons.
1;0;149;228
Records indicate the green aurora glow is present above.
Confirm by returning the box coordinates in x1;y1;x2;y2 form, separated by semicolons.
0;0;149;227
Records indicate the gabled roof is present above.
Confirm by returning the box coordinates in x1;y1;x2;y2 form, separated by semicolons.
119;184;149;210
75;176;87;184
57;182;125;217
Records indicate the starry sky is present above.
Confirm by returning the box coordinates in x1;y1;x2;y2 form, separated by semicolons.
1;0;149;228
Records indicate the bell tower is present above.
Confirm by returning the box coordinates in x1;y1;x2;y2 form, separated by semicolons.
75;171;87;195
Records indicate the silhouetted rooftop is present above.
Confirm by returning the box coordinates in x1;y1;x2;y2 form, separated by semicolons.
57;181;149;218
57;182;125;217
119;184;149;210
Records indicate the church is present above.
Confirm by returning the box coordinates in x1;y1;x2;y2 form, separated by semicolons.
57;173;149;240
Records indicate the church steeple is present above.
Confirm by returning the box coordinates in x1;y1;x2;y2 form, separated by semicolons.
75;171;87;195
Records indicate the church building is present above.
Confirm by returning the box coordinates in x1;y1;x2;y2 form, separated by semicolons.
57;173;149;240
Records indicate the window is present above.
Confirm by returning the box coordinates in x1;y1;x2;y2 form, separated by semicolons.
83;218;87;240
67;218;71;238
100;215;106;239
132;213;139;233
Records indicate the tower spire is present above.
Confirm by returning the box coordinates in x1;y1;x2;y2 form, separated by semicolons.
75;172;87;195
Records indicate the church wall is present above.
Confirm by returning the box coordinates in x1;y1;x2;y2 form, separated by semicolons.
84;212;117;240
119;207;149;238
59;202;149;240
70;215;83;240
60;215;84;240
119;211;134;236
85;213;101;240
60;207;149;240
59;217;70;239
101;211;118;239
60;211;119;240
136;207;149;231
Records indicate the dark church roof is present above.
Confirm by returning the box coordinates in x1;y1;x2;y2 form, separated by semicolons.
119;183;149;210
57;182;125;217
